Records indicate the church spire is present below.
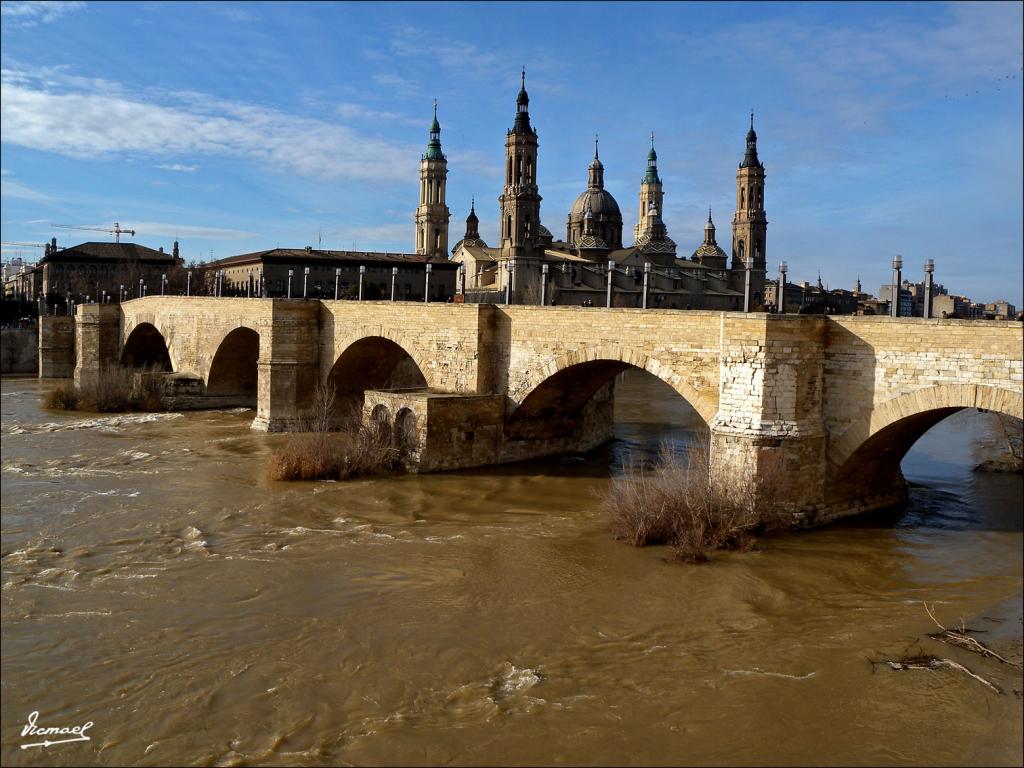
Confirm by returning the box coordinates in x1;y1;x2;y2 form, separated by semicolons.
740;110;760;168
424;98;444;160
704;208;717;245
644;131;660;184
587;134;604;190
513;66;532;134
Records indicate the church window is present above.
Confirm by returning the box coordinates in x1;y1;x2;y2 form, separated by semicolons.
740;189;745;209
506;215;512;240
738;240;745;262
507;156;513;183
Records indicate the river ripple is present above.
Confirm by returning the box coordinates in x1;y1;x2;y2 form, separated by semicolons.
1;373;1021;766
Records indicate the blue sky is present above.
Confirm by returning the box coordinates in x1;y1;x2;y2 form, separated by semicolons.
2;0;1021;304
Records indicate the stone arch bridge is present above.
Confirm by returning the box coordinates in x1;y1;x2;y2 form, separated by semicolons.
46;297;1023;525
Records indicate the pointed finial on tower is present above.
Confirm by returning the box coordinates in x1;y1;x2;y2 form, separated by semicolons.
708;207;713;224
433;98;437;118
650;131;655;150
470;195;475;212
594;134;599;159
521;66;526;88
750;110;754;130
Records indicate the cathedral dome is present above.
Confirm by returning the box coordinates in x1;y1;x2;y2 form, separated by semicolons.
569;188;621;220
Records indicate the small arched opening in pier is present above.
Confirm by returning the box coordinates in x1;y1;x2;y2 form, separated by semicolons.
122;322;173;371
206;327;260;404
370;404;392;443
326;337;428;421
394;407;418;460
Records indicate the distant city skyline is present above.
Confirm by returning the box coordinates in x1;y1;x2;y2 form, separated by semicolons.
1;0;1021;305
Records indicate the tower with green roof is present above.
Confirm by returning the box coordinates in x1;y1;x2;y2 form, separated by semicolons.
633;133;665;244
415;100;450;259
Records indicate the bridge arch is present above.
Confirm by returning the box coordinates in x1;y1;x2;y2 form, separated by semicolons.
325;336;429;419
206;327;260;401
509;345;718;426
829;383;1023;475
121;322;173;371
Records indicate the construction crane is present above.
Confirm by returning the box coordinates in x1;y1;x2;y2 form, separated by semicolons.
1;241;48;248
53;222;136;242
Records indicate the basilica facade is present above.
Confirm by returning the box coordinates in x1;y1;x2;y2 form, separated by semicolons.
420;73;768;309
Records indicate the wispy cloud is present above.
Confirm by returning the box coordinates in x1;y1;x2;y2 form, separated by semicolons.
155;162;199;173
1;65;422;183
371;72;418;95
335;102;421;126
0;175;51;202
1;0;85;27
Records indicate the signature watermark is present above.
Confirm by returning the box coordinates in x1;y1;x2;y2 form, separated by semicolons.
20;711;93;749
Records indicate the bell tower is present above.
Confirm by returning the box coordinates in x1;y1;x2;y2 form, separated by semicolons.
634;132;664;242
415;100;450;259
730;112;767;305
498;68;543;303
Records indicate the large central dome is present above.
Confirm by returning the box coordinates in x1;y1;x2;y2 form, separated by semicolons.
569;188;621;220
566;139;623;251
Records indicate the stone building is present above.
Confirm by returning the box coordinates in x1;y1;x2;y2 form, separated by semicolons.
210;247;457;301
449;73;766;309
37;239;182;302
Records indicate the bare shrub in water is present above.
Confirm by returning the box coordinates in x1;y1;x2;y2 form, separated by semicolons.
44;364;165;413
267;384;400;482
43;381;79;410
602;439;786;563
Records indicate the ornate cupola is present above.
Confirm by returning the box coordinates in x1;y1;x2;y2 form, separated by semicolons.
740;111;762;169
451;197;488;252
415;99;450;258
691;208;728;269
645;133;661;184
513;67;533;135
588;135;604;190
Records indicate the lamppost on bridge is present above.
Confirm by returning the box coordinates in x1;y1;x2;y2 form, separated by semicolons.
186;271;191;297
778;262;788;314
334;267;341;301
459;262;466;299
504;262;513;305
247;269;252;298
391;266;398;301
119;284;125;303
540;263;548;306
424;263;432;303
923;259;935;319
642;262;651;309
606;260;615;308
358;265;366;301
138;278;144;298
161;273;167;296
891;255;903;318
303;266;309;299
743;258;752;313
287;269;294;299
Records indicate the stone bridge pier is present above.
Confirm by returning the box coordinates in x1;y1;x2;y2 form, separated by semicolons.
55;298;1023;526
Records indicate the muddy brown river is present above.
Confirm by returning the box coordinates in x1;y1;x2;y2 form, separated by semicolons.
2;372;1021;766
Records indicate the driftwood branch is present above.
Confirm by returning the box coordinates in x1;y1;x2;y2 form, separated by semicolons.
923;602;1021;668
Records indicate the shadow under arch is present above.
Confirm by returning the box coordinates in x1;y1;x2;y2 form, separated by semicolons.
506;358;711;445
121;322;173;370
510;347;718;426
326;336;428;419
826;384;1024;509
207;327;260;403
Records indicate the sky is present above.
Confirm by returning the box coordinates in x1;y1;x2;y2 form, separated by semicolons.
1;0;1022;304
